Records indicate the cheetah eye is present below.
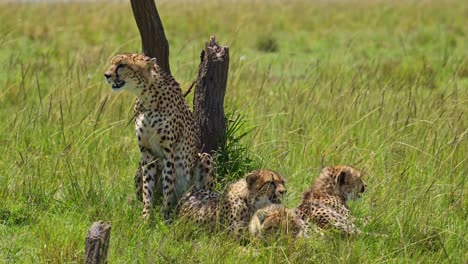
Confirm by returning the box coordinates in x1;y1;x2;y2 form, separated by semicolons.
116;64;127;71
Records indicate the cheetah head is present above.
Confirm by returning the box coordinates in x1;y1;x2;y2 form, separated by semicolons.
246;169;286;204
103;53;156;94
252;206;308;239
321;165;366;201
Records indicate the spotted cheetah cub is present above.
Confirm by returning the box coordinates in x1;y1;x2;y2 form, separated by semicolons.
249;204;309;239
298;165;366;235
104;53;214;220
178;169;286;235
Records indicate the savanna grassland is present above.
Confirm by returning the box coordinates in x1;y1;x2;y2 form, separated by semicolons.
0;0;466;263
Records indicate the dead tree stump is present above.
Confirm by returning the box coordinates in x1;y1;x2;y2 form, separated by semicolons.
193;36;229;153
84;221;111;264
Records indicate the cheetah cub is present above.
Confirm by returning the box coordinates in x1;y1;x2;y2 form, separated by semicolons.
178;169;287;236
249;204;309;239
298;165;366;235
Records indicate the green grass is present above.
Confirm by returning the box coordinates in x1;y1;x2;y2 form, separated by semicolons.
0;0;467;263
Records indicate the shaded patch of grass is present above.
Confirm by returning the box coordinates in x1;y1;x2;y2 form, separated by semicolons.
214;112;256;188
255;35;279;53
0;207;34;227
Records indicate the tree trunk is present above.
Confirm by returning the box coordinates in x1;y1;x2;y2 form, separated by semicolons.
130;2;229;153
84;221;111;264
130;0;171;74
193;36;229;153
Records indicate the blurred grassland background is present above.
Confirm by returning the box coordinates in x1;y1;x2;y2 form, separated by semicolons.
0;0;466;263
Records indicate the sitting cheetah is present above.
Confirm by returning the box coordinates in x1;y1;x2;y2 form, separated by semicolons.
249;204;309;239
104;53;214;220
297;165;366;235
178;169;287;235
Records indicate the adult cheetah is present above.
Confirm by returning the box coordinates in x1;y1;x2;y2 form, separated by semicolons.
104;53;214;220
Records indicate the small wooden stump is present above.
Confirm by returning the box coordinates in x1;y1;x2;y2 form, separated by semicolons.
193;36;229;153
84;221;111;264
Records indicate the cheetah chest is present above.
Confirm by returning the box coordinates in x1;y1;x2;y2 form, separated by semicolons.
135;110;195;198
135;112;168;159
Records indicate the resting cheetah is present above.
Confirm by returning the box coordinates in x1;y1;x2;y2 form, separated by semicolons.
104;53;214;220
178;169;287;235
249;204;309;239
297;165;366;235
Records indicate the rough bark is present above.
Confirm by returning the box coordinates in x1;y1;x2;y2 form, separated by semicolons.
130;2;229;153
84;221;111;264
193;36;229;153
130;0;171;74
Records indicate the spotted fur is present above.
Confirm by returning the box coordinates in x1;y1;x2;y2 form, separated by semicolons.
104;53;214;220
297;165;366;235
249;204;309;239
178;169;287;235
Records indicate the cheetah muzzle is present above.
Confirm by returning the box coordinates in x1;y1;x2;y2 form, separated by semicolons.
104;70;126;90
111;79;125;90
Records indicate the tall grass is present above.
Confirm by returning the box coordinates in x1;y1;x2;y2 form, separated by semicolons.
0;0;466;263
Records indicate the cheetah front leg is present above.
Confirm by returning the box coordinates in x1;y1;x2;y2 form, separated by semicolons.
135;161;143;202
317;211;361;235
135;160;162;202
139;149;159;220
162;152;176;221
331;219;362;235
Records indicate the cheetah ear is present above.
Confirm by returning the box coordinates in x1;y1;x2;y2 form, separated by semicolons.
321;166;333;176
336;171;346;186
145;57;157;70
246;171;260;189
